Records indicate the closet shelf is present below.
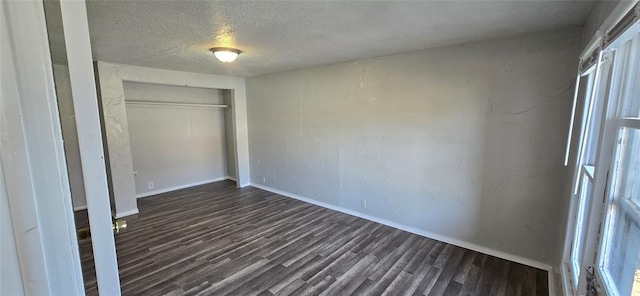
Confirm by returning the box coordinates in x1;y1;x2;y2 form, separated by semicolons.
125;100;229;108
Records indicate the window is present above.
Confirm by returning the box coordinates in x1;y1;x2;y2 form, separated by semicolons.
562;7;640;295
599;32;640;296
568;68;598;289
564;51;612;293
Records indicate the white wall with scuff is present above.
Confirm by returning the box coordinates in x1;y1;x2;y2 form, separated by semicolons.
246;28;580;266
53;64;86;210
95;62;139;217
124;82;230;196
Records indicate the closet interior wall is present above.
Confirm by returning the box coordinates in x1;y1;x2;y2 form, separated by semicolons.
123;82;236;198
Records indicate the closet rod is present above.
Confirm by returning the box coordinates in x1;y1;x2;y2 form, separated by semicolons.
125;100;229;108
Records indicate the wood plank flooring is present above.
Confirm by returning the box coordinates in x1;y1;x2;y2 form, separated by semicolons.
75;180;548;296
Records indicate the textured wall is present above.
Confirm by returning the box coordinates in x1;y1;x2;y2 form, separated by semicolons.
124;82;230;195
246;28;580;265
53;64;87;210
95;62;139;217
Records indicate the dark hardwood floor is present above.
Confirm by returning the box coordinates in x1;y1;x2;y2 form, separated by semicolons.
74;180;548;296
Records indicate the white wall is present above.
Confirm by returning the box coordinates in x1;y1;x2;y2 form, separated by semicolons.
246;28;580;267
1;159;25;296
53;64;87;210
95;62;139;217
124;82;230;196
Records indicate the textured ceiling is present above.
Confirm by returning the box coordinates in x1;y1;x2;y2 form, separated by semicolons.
47;0;596;77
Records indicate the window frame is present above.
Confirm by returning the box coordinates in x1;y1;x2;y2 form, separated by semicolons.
591;25;640;296
597;118;640;296
562;53;611;294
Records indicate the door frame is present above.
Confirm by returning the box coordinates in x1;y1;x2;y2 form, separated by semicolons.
1;0;86;294
58;0;122;294
1;0;122;294
3;1;251;294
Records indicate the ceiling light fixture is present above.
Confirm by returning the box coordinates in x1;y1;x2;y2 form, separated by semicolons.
210;47;241;63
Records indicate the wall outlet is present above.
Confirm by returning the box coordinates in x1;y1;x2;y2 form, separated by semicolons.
148;182;154;189
361;199;367;209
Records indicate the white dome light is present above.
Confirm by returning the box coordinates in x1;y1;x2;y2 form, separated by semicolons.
210;47;241;63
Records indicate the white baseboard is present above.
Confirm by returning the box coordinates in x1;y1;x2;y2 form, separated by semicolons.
136;177;231;198
73;205;87;211
114;208;139;218
226;177;251;189
250;182;555;294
